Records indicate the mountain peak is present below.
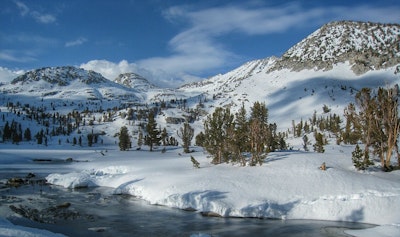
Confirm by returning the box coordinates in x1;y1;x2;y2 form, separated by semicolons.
114;72;155;91
11;66;108;86
271;21;400;74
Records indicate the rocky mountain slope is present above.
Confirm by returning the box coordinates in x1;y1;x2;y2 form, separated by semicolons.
0;21;399;131
179;21;400;129
114;72;155;92
271;21;400;74
1;66;141;107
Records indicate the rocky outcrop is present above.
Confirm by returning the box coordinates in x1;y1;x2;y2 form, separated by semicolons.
270;21;400;74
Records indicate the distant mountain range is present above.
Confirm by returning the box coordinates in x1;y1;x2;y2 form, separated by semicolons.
1;20;399;129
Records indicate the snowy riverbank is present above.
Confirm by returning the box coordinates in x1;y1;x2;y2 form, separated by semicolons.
1;144;400;236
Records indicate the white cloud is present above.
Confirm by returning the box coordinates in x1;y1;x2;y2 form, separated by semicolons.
80;59;201;88
139;2;400;84
65;37;88;47
15;0;29;16
31;11;56;24
0;67;25;83
82;3;400;88
14;0;56;24
0;50;36;63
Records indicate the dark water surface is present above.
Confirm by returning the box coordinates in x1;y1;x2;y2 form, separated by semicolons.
0;178;375;237
0;158;375;237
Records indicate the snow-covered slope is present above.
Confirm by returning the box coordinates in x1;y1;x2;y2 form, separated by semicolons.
114;72;155;92
0;66;142;113
272;21;400;74
1;20;400;237
178;21;400;130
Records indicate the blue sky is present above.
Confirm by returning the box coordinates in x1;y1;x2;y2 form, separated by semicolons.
1;0;399;87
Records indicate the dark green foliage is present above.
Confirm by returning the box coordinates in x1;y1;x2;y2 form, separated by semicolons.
203;107;234;164
352;144;373;170
249;102;269;166
201;101;283;166
87;134;94;147
137;129;143;148
119;126;131;151
161;127;168;146
195;132;205;147
177;121;194;153
345;86;400;170
313;132;325;153
145;112;160;151
303;135;310;151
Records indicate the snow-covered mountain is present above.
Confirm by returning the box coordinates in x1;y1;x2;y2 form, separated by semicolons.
0;66;143;112
271;21;400;74
179;21;400;129
114;72;156;92
0;21;399;131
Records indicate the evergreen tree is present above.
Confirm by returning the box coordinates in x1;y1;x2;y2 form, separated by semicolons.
87;134;94;147
303;135;310;151
137;129;143;149
203;107;234;164
3;121;10;141
195;131;205;147
313;132;325;153
119;126;131;151
161;127;168;146
145;112;160;151
233;103;249;165
249;102;269;166
177;121;194;153
36;130;43;145
352;144;372;170
375;87;400;170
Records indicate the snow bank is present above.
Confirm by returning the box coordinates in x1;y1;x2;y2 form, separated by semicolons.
0;218;65;237
46;145;400;228
345;224;400;237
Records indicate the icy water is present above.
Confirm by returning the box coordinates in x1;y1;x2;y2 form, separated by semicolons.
0;163;375;237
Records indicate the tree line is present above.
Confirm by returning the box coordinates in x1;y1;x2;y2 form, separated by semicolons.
195;102;286;166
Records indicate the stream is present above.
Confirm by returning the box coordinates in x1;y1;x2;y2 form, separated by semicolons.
0;174;375;237
0;156;377;237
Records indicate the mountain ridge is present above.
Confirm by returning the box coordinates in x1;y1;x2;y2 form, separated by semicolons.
0;20;399;130
270;21;400;74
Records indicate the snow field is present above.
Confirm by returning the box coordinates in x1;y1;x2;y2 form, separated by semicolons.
43;144;400;227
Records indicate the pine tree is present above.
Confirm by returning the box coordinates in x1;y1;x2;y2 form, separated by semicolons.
161;127;168;146
177;121;194;153
303;135;309;151
249;102;269;166
234;103;249;165
119;126;131;151
195;131;205;147
145;112;160;151
313;132;325;153
3;121;10;141
352;144;370;170
203;107;234;164
137;129;143;149
87;134;93;147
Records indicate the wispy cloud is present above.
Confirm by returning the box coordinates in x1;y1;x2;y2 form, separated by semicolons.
0;67;25;83
0;50;36;63
81;2;400;88
14;0;56;24
65;37;88;47
138;2;400;82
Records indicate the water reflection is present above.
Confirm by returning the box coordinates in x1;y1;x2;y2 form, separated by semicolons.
0;182;374;237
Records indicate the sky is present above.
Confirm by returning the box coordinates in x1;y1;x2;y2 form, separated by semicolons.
0;0;399;87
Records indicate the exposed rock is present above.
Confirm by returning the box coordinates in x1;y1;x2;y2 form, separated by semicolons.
165;117;186;124
270;21;400;74
200;211;222;217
